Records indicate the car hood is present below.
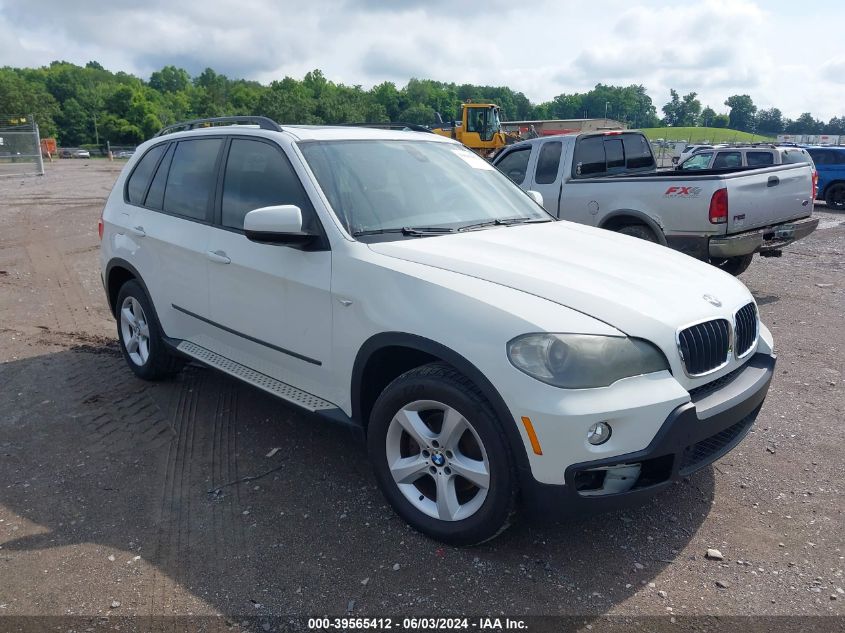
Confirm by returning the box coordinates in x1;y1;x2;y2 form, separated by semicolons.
367;221;754;337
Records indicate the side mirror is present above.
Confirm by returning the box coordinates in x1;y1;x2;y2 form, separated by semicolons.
243;205;314;244
526;190;544;207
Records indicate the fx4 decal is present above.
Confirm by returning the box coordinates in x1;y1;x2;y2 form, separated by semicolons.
664;186;703;198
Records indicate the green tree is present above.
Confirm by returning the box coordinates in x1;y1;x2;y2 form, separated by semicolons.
700;106;717;127
724;94;757;132
755;108;784;134
149;66;190;93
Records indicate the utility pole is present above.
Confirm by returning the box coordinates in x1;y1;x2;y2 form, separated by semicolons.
605;101;609;119
93;114;99;146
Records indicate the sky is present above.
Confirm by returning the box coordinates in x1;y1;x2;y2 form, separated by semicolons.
1;0;843;121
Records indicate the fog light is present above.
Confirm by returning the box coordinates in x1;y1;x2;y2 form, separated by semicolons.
587;421;612;445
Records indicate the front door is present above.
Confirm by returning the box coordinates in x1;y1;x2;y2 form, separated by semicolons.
204;137;333;402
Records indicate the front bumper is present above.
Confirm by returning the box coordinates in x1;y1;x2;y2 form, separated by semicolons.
520;351;776;520
708;216;818;258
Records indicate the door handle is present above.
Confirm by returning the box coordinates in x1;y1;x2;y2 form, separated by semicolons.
129;225;146;237
206;249;231;264
767;176;780;187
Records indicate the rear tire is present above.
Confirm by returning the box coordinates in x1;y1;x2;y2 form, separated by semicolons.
617;224;658;243
367;362;516;546
116;280;183;380
712;254;753;276
824;183;845;210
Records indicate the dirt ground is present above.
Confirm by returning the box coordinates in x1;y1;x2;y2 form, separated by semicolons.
0;161;843;629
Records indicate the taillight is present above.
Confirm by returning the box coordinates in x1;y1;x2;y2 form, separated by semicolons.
709;188;728;224
98;218;104;240
812;170;818;201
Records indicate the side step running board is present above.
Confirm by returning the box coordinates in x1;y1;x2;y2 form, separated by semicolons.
176;341;336;412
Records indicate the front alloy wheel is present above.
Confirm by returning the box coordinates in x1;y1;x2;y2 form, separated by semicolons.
368;362;516;545
386;400;490;522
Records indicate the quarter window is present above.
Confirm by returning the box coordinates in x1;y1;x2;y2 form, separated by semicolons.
126;143;167;205
144;143;175;210
221;139;314;231
535;141;562;184
162;138;223;221
495;147;531;185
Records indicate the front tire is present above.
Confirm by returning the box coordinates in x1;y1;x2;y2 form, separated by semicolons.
116;280;183;380
825;183;845;210
367;363;516;546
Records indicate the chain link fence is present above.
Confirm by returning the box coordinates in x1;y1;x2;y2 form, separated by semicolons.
0;115;44;177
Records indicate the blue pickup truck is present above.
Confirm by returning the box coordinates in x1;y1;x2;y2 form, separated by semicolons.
806;146;845;209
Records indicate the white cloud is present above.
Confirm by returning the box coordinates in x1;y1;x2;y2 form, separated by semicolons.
0;0;841;120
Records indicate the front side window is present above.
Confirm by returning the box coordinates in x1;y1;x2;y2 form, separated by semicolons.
163;138;223;220
299;140;550;237
680;152;713;170
746;151;775;167
495;147;531;184
126;143;167;205
221;139;314;230
535;141;562;184
712;151;742;169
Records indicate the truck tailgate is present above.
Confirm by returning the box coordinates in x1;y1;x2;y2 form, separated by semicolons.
724;164;813;233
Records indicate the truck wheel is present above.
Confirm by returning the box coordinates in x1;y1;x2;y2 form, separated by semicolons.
367;362;516;546
116;280;184;380
617;224;658;243
824;183;845;210
712;254;753;276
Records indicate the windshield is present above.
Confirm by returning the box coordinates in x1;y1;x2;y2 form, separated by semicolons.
298;140;551;238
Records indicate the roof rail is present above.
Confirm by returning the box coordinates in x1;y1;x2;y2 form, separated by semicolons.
155;116;282;137
343;122;434;134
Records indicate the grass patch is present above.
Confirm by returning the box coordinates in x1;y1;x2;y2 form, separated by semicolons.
640;127;775;144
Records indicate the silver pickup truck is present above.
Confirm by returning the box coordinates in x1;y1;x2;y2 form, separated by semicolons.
492;131;819;275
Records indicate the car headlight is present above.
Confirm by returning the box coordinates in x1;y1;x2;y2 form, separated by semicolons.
507;333;669;389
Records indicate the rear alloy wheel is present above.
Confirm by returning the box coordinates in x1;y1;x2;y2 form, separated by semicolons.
368;363;516;545
115;280;183;380
825;183;845;210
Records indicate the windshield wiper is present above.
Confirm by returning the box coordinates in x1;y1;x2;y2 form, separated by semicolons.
457;217;553;232
352;226;456;237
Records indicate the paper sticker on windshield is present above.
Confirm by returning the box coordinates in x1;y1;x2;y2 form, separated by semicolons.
451;148;494;170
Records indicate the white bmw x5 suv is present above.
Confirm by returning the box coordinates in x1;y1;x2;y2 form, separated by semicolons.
99;116;776;545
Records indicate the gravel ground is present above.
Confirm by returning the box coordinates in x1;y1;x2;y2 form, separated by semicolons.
0;161;842;629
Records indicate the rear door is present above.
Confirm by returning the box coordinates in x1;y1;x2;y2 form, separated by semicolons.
724;163;813;232
122;137;222;343
204;136;333;401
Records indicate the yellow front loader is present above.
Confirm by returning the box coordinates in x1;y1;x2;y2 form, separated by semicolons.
431;101;510;157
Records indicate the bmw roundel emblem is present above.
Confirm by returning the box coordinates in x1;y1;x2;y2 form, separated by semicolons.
703;294;722;307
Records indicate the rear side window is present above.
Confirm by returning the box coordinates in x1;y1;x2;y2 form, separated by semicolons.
163;138;223;220
221;138;315;231
574;137;606;176
535;141;562;184
622;134;654;169
126;144;167;205
495;147;531;184
746;151;774;167
713;151;742;169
